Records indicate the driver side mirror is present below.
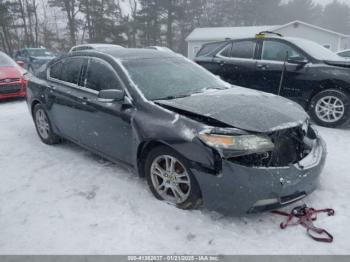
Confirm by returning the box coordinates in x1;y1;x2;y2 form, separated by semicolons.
98;89;125;102
287;56;308;65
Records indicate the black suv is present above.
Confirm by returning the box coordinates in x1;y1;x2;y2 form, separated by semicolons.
195;36;350;128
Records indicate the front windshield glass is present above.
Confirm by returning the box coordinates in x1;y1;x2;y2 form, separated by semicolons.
28;49;53;57
288;38;344;61
122;58;229;100
0;52;17;67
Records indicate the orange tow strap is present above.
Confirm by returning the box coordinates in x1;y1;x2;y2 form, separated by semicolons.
272;204;335;243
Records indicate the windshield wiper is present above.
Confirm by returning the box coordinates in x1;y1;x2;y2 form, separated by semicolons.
155;86;229;101
155;94;192;101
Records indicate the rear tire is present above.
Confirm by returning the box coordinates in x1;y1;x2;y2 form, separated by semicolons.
144;146;202;210
33;104;61;145
309;89;350;128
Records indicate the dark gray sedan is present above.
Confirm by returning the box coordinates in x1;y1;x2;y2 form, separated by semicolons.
26;48;326;215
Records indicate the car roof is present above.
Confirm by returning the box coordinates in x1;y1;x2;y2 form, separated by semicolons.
22;48;46;50
92;48;180;60
200;36;315;50
70;43;123;50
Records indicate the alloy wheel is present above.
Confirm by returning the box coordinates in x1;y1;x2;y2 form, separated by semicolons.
315;96;345;123
35;109;50;139
150;155;191;204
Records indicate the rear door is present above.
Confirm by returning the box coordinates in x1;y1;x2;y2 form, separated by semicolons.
255;39;310;99
47;56;87;142
212;39;258;88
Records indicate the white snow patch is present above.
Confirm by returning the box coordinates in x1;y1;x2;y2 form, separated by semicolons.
172;114;180;124
0;101;349;255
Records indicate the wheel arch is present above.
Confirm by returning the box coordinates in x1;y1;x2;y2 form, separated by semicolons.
136;140;177;177
30;99;41;117
307;80;350;110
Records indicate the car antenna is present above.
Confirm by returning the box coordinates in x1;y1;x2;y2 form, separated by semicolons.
278;51;288;96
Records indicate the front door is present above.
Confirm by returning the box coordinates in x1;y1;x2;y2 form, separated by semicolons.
254;39;310;101
77;57;134;164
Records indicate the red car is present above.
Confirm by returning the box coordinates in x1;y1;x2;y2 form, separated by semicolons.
0;51;27;100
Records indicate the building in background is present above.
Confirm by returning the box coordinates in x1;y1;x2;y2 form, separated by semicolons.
186;20;350;59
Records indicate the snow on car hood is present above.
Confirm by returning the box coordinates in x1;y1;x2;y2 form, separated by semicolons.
156;87;308;133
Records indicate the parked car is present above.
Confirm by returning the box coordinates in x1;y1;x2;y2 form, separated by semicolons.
337;49;350;58
14;48;56;74
194;36;350;128
26;48;326;215
69;44;124;53
0;51;27;100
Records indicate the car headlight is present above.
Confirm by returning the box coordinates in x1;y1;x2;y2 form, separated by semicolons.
199;132;274;154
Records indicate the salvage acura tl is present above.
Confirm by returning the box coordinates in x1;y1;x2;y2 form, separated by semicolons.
26;48;326;214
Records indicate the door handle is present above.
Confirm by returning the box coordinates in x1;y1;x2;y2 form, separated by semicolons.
79;96;89;105
257;64;269;70
48;84;56;93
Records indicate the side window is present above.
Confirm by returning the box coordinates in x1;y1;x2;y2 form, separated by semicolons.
49;60;63;80
339;51;350;58
262;40;304;61
85;58;121;92
230;40;256;59
60;57;84;85
220;44;232;57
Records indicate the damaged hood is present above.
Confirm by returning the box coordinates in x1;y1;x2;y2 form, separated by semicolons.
156;87;308;133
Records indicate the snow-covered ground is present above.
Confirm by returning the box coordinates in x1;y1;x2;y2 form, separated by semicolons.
0;100;349;255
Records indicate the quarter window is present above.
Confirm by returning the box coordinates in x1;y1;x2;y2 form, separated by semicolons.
85;58;121;92
262;40;304;61
197;42;227;57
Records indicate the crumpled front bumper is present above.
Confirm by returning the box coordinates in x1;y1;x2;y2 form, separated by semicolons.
191;137;327;215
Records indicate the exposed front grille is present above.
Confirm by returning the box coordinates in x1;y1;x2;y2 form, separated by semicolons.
0;78;20;83
0;84;21;94
229;125;312;168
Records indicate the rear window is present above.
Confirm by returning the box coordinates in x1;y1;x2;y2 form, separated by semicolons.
196;42;227;57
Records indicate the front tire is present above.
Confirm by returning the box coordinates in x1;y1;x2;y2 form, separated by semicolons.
144;146;202;210
310;89;350;128
33;104;61;145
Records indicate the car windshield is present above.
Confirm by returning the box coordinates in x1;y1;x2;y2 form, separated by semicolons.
28;49;53;57
122;58;229;100
0;52;17;67
288;38;345;61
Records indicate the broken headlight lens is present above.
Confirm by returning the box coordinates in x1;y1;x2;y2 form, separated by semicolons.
199;133;274;154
